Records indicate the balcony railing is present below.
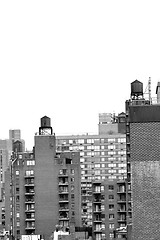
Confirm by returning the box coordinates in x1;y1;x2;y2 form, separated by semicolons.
25;218;35;221
59;182;69;185
24;175;34;178
25;191;35;195
25;209;35;212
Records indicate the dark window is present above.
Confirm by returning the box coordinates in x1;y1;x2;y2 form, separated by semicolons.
109;195;114;200
109;185;114;190
109;204;114;210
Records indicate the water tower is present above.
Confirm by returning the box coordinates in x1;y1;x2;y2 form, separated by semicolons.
131;80;143;99
39;116;53;135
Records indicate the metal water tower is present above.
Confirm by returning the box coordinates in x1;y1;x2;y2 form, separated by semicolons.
39;116;53;135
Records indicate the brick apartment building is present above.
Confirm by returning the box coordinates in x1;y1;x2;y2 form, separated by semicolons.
4;117;81;240
125;80;160;239
92;179;127;240
56;113;127;227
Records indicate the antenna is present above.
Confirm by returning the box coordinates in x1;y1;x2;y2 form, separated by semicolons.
148;77;151;103
144;77;152;103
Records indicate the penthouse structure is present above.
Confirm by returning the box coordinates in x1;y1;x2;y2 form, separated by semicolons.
5;117;81;240
56;113;127;226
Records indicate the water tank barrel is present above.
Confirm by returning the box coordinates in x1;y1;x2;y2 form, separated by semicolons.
41;116;51;128
131;80;143;97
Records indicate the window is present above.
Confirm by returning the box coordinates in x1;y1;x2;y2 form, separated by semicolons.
95;170;100;175
119;169;126;174
109;175;116;179
25;170;34;176
109;214;114;220
118;163;126;168
80;158;84;163
79;146;84;150
118;138;126;143
16;171;19;176
101;186;104;191
109;233;114;239
87;146;93;150
17;222;20;227
108;151;116;155
18;155;22;159
109;223;114;229
71;177;74;182
118;157;126;161
101;163;105;168
108;169;116;173
87;139;94;144
95;164;100;168
108;185;114;190
118;151;126;155
109;204;114;210
27;160;35;166
108;138;115;142
109;195;114;200
95;234;101;240
108;157;116;161
94;146;100;150
78;139;84;144
108;163;116;167
108;145;115;150
101;204;105;211
71;169;74;174
87;152;92;156
94;152;100;156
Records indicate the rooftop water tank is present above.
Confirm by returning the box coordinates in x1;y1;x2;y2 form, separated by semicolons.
40;116;51;128
131;80;143;97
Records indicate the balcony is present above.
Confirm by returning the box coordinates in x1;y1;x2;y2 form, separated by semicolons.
117;199;126;203
25;208;35;213
25;199;35;204
59;208;69;211
58;174;68;177
59;198;69;203
118;208;126;212
25;182;34;187
117;218;126;222
25;190;35;195
93;208;102;213
93;191;101;194
24;175;34;178
59;182;68;186
93;198;101;203
94;218;102;223
117;191;126;194
59;216;69;220
25;226;35;230
94;229;102;233
25;218;35;222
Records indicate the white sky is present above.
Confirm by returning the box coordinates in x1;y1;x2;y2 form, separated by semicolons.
0;0;160;150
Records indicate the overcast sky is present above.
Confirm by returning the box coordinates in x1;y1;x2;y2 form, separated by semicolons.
0;1;160;150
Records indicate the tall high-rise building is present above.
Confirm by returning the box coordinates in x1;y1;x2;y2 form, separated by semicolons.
5;117;81;240
56;113;127;226
126;80;160;239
